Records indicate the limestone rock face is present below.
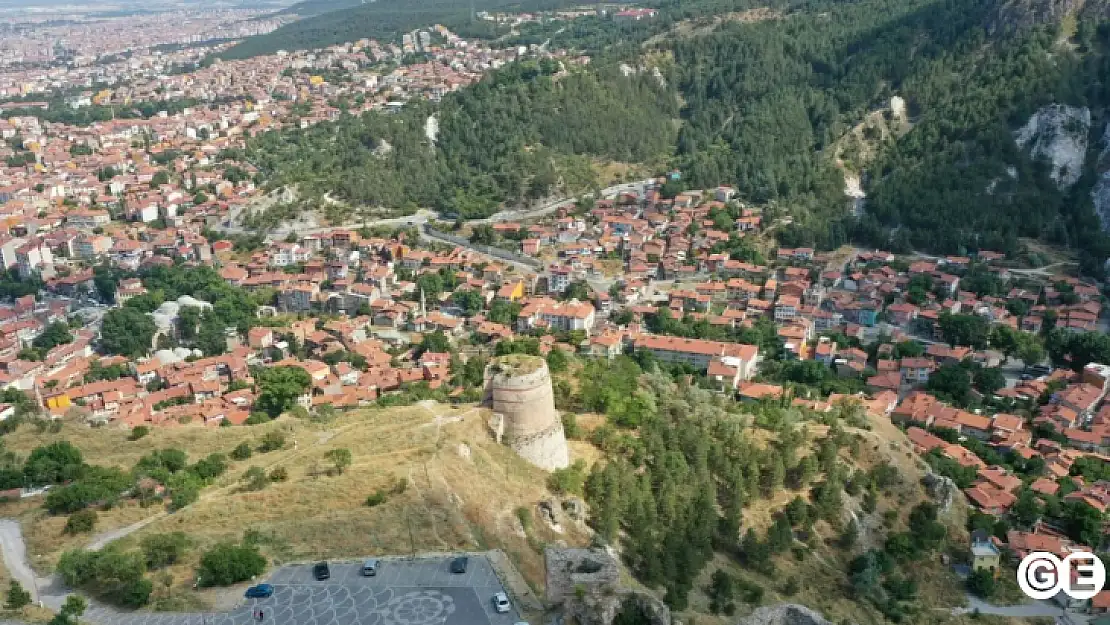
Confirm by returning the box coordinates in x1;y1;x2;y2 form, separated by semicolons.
923;471;960;512
735;604;836;625
1092;124;1110;233
989;0;1087;33
1013;104;1091;190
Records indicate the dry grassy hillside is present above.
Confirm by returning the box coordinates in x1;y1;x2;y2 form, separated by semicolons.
0;396;1044;625
0;402;591;609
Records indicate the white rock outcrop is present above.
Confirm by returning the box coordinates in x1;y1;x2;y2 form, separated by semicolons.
425;114;439;146
736;604;835;625
1014;104;1091;189
1092;123;1110;231
844;173;866;217
889;95;906;121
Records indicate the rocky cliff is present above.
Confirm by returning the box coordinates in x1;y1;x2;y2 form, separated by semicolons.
987;0;1110;34
1014;104;1091;190
735;604;837;625
1094;124;1110;232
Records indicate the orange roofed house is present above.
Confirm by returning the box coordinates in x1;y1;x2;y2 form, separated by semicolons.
634;335;759;381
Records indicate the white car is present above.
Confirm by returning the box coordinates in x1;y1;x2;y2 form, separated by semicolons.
492;592;511;614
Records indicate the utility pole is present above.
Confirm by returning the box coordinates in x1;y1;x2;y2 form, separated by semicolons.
406;507;417;559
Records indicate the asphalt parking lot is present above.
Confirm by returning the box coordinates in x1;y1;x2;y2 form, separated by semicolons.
244;554;524;625
65;554;524;625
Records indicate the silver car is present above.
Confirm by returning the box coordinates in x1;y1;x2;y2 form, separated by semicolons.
492;592;511;613
361;558;379;576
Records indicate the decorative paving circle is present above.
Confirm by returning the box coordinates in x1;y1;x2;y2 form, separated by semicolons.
376;590;456;625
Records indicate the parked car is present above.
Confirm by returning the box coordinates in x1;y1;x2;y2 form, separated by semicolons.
450;556;468;574
313;561;330;580
492;592;511;613
361;558;380;576
245;584;274;599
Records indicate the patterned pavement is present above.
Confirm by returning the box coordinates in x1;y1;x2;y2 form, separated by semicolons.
81;586;484;625
33;556;524;625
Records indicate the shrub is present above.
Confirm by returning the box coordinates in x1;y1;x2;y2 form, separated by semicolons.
56;547;151;608
5;580;30;610
45;466;132;514
64;509;98;535
258;431;285;453
562;413;582;439
365;490;388;507
166;472;201;511
547;460;587;495
128;426;150;441
967;568;996;598
141;532;189;569
190;453;228;481
230;442;252;461
269;466;289;482
197;543;266;587
244;412;271;425
325;448;352;475
241;466;268;491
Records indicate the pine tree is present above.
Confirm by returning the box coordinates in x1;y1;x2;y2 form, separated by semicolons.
761;454;785;497
5;580;30;610
840;518;860;549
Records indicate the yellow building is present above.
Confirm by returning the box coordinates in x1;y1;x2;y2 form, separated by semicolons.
497;281;524;302
45;394;71;410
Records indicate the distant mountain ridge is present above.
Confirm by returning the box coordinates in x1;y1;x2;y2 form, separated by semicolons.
279;0;364;17
220;0;585;59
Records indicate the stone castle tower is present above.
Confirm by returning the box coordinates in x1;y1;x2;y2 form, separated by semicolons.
486;355;570;471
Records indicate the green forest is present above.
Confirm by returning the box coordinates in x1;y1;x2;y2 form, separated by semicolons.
670;0;1110;270
555;357;954;623
243;60;677;218
232;0;1110;269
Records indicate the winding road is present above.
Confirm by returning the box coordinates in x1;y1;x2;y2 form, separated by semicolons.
955;595;1090;624
213;180;654;242
0;520;43;604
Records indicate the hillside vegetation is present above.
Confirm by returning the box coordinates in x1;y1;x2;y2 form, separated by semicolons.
0;353;1049;625
225;0;1110;275
666;0;1110;273
242;61;677;219
0;402;584;610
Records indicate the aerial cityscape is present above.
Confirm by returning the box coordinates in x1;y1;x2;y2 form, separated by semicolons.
0;0;1107;625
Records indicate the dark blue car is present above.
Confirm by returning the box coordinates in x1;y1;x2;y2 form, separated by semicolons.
245;584;274;599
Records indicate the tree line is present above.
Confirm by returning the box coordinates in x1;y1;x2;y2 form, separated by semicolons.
244;60;676;218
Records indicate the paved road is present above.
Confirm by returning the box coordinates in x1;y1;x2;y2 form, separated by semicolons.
87;513;167;551
215;180;653;241
0;520;41;602
956;596;1089;624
